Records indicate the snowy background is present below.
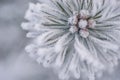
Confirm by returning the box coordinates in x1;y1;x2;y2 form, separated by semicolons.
0;0;120;80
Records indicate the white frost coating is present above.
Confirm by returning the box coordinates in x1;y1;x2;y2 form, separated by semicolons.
88;19;96;29
74;35;103;69
79;20;88;29
21;22;34;30
68;10;95;38
90;36;119;51
25;44;36;53
21;0;120;80
69;26;78;33
68;15;78;25
79;29;89;38
55;47;67;67
68;53;80;79
80;10;90;19
55;33;73;53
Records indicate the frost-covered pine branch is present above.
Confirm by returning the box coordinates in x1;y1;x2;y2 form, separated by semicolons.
21;0;120;80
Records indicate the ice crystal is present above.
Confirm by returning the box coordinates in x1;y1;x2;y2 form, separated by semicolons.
21;0;120;80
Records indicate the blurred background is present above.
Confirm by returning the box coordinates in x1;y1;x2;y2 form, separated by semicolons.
0;0;120;80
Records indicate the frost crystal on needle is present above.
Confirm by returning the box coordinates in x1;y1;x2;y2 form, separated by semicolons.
22;0;120;80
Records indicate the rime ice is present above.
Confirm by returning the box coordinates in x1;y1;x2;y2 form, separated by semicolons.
22;0;120;80
68;10;96;38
